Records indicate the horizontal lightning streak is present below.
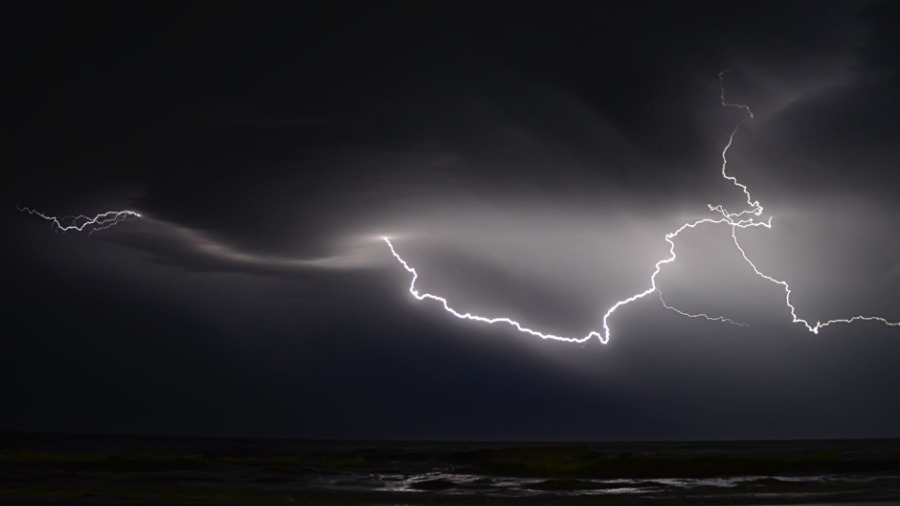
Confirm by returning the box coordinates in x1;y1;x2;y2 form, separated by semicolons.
659;292;748;328
17;205;140;234
383;68;899;343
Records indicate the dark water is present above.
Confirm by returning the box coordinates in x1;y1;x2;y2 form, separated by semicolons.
2;433;900;504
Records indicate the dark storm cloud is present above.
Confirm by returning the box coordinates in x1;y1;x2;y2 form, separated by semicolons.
5;0;900;439
129;0;892;255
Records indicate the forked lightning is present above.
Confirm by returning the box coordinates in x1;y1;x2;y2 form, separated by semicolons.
383;69;899;343
18;70;899;342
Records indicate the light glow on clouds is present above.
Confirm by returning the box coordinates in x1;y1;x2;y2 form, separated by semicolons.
18;70;900;344
381;69;899;343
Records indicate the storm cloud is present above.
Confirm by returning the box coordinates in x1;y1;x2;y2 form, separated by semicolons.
5;0;900;439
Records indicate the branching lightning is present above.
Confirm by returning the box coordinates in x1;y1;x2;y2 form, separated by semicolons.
17;205;141;234
658;292;749;329
17;69;899;342
384;68;900;343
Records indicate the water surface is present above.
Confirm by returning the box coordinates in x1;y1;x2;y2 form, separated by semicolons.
2;433;899;504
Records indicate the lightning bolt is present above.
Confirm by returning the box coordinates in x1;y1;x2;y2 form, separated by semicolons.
17;69;899;341
658;292;749;328
384;237;596;344
384;68;899;343
731;226;900;334
17;205;141;233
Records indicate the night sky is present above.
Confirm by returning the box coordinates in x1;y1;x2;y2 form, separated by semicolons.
5;1;900;440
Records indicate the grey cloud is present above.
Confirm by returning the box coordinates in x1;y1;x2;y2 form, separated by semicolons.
105;217;385;276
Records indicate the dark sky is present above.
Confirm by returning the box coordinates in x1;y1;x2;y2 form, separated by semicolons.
5;1;900;440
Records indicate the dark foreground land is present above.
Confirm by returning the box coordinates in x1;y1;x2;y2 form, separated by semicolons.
2;432;900;505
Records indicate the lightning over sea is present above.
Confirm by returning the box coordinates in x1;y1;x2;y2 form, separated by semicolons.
19;70;900;344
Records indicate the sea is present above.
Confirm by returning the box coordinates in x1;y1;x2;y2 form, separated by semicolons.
2;432;899;504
